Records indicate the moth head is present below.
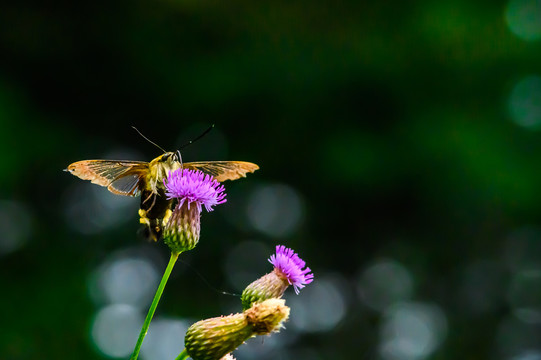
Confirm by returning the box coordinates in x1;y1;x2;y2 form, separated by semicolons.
160;152;178;162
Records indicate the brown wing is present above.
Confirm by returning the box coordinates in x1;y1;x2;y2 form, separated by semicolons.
65;160;149;196
183;161;259;182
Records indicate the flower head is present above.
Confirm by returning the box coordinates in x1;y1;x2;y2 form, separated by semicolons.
162;169;227;253
165;169;227;213
241;245;314;309
269;245;314;294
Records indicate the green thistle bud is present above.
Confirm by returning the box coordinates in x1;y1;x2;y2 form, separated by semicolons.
241;270;289;310
163;203;200;254
185;299;290;360
185;313;250;360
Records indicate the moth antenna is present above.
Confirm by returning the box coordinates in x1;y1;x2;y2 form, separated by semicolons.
132;126;167;153
179;124;215;150
177;149;184;170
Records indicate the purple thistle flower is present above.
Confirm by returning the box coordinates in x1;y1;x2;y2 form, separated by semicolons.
165;169;227;213
241;245;314;309
162;169;227;254
269;245;314;295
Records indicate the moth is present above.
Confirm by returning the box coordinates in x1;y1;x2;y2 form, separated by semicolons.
66;151;259;241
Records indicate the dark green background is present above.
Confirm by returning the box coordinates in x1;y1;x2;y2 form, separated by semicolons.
2;1;541;359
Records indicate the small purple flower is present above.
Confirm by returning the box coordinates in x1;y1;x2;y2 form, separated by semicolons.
241;245;314;309
165;169;227;213
162;169;227;253
269;245;314;295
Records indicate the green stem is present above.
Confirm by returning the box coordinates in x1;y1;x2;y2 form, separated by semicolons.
130;251;180;360
175;348;189;360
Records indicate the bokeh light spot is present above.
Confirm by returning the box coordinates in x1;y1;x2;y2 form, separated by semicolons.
89;254;160;309
246;183;304;238
63;183;138;235
505;0;541;41
140;318;189;360
0;200;31;255
511;350;541;360
91;304;142;358
379;302;447;360
357;259;414;312
508;75;541;130
508;269;541;324
288;274;348;333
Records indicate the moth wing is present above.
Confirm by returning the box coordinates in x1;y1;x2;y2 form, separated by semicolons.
108;172;147;196
183;161;259;182
66;160;149;196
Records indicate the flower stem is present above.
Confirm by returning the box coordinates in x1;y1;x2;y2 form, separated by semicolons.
175;348;189;360
130;251;180;360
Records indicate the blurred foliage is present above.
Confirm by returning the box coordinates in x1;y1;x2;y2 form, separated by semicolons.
1;0;541;359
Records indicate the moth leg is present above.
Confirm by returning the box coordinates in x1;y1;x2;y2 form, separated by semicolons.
142;191;159;213
142;192;154;204
149;194;158;212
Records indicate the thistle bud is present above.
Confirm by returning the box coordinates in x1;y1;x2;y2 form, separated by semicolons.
241;271;289;310
163;202;200;253
185;299;289;360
